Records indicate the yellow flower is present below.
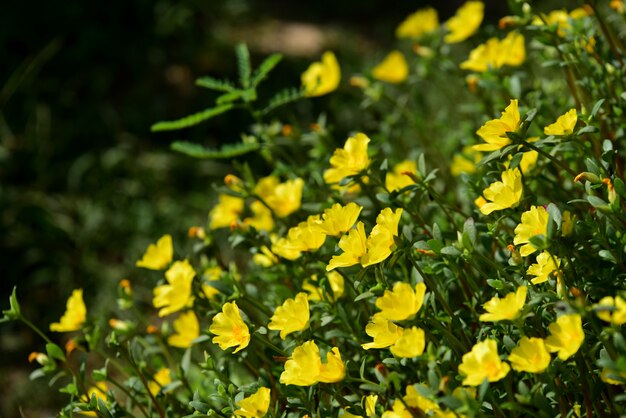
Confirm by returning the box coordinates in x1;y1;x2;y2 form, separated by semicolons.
372;51;409;83
268;292;310;339
271;216;326;260
479;286;527;322
280;340;322;386
50;289;87;332
280;340;345;385
404;384;439;414
376;282;427;321
595;296;626;325
533;9;590;37
381;400;412;418
601;367;626;385
243;201;275;232
444;1;484;44
396;7;439;39
253;244;279;267
479;168;523;215
386;160;417;192
256;176;304;218
474;100;520;152
460;32;525;72
364;395;378;417
390;326;426;358
318;347;345;383
209;301;250;353
451;147;482;177
210;194;244;230
514;206;549;257
167;311;199;348
303;271;344;302
234;387;271;418
361;208;403;267
136;234;173;270
361;314;404;350
545;314;585;360
201;266;222;300
327;222;368;270
153;260;195;317
544;109;578;136
507;337;551;373
148;368;172;396
288;215;327;252
458;339;510;386
324;133;371;185
320;202;363;236
271;237;302;261
513;150;539;174
527;251;560;284
327;208;402;270
81;382;108;416
302;51;341;97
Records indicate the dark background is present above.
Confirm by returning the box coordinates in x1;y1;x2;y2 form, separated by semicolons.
0;1;510;415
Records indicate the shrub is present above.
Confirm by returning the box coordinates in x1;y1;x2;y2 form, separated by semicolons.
5;2;626;417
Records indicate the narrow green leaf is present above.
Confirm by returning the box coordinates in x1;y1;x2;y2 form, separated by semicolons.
251;53;283;86
151;104;233;132
236;43;251;88
591;99;606;118
171;141;259;159
195;76;235;92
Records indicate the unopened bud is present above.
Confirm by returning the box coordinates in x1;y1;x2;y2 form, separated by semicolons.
224;174;243;192
466;74;479;94
574;172;600;184
28;352;49;365
188;226;206;240
349;76;370;89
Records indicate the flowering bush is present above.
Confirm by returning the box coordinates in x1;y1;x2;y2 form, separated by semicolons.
5;1;626;417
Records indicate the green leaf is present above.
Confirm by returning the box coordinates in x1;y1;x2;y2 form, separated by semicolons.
236;43;251;88
1;286;20;322
441;246;461;257
587;195;609;209
181;348;192;377
216;90;245;105
354;291;374;302
46;343;66;362
195;76;235;92
251;53;283;86
576;125;598;135
261;87;303;115
151;104;233;132
591;98;606;118
487;279;504;290
599;250;617;263
171;141;260;159
614;178;626;198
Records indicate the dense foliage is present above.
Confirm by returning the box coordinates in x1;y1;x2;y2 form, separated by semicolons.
5;1;626;417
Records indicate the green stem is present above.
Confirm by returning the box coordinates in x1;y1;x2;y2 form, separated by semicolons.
519;139;577;178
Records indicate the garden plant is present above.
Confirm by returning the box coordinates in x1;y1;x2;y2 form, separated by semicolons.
5;1;626;417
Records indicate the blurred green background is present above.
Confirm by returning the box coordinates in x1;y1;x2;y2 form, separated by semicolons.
0;0;509;415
